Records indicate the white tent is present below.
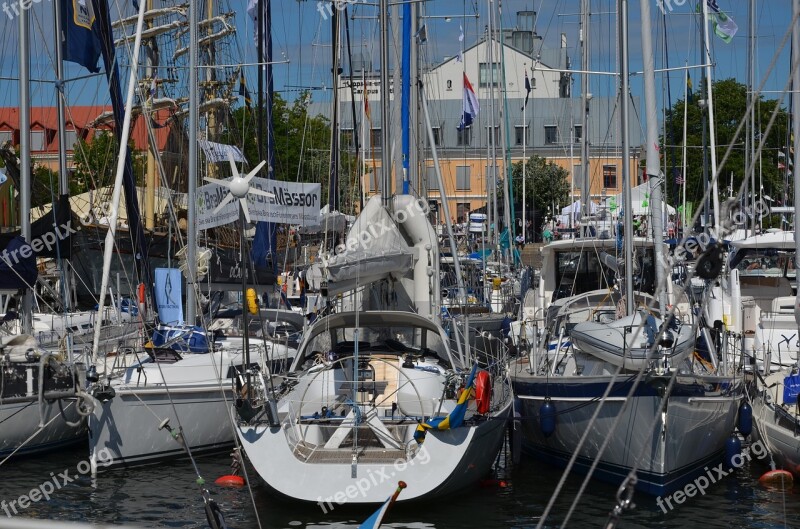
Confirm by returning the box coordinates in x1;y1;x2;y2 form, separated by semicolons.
558;200;599;226
614;182;676;216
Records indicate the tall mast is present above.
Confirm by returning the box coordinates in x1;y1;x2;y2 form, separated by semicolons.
329;8;340;210
498;0;514;255
618;0;634;314
639;0;667;312
144;0;156;231
748;0;756;234
18;0;31;333
487;0;499;250
401;1;411;195
186;0;198;325
379;0;391;206
701;0;721;233
793;0;800;330
580;0;590;234
53;0;72;311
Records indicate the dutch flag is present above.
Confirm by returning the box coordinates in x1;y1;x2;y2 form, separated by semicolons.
458;72;479;131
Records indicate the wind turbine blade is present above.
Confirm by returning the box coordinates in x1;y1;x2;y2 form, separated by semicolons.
244;160;267;183
239;198;251;224
204;176;230;188
248;188;275;198
212;192;234;214
228;150;239;178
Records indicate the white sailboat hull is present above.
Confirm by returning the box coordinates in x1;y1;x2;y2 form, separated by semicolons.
89;383;235;466
1;400;85;457
237;399;511;503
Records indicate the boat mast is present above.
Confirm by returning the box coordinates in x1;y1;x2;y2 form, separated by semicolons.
701;0;721;234
18;0;31;333
186;0;198;325
144;0;156;231
580;0;590;236
379;0;391;207
639;0;667;312
618;0;634;314
747;0;756;234
91;0;148;359
487;0;499;251
498;0;514;255
53;0;72;311
329;7;340;210
793;0;800;318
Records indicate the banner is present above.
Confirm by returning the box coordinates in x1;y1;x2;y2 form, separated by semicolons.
197;179;321;229
198;140;247;164
154;268;183;325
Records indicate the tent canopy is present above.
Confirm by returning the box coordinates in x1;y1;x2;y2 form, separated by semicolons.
614;183;676;216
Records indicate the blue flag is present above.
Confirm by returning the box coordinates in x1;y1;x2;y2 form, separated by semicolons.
61;0;102;73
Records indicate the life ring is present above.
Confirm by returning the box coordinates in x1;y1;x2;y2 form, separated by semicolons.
474;370;491;414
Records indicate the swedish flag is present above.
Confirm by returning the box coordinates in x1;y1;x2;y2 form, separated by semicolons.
239;74;253;107
687;72;693;104
414;364;478;443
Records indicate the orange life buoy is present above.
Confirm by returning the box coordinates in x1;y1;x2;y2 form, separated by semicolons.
474;370;491;414
138;283;146;304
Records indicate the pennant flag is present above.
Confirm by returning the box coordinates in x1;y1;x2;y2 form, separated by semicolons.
778;161;786;170
415;24;427;43
522;70;532;110
686;72;693;103
238;74;252;107
414;365;478;443
457;73;479;131
673;167;684;185
61;0;103;73
358;482;406;529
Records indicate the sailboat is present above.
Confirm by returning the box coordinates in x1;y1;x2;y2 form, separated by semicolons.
0;0;92;459
233;0;512;503
746;0;800;481
510;0;743;496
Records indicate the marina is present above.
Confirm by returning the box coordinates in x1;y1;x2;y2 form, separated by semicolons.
1;0;800;527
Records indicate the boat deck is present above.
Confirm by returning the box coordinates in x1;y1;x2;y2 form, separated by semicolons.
292;440;406;464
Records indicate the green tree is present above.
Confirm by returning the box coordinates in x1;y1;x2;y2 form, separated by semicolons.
663;78;789;213
510;155;571;224
72;131;145;195
223;92;358;211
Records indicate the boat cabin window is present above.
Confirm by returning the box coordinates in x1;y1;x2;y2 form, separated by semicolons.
300;322;449;370
553;248;655;300
732;249;796;278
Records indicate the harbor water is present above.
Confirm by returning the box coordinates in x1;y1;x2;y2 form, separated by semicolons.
0;442;797;528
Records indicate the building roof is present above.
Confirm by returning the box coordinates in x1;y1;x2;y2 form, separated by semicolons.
0;105;174;152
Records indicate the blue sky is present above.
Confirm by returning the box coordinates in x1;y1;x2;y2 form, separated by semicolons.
0;1;792;117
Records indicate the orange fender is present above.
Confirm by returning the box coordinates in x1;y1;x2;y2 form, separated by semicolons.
475;370;491;414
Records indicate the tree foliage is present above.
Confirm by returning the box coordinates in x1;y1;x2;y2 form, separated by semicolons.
662;78;789;211
72;131;145;195
510;155;571;218
223;92;357;210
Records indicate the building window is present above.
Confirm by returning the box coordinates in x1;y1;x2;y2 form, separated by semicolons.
456;166;471;191
370;128;382;148
544;125;558;145
340;128;354;149
573;125;582;143
603;164;618;189
64;129;79;149
515;125;528;146
30;130;46;151
431;127;442;146
0;130;12;145
368;167;381;192
456;202;471;222
446;80;452;90
479;63;500;88
426;166;438;190
457;126;471;146
486;125;500;146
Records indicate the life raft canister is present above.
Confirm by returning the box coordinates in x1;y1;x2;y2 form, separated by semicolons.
475;370;491;414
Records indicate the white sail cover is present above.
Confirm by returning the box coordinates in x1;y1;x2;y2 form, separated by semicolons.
307;196;413;296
